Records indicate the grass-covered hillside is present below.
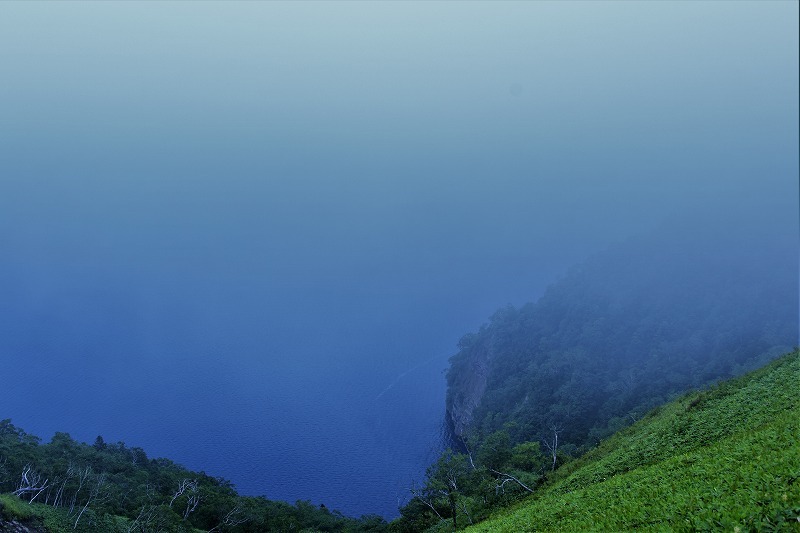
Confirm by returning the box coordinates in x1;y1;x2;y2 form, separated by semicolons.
464;349;800;532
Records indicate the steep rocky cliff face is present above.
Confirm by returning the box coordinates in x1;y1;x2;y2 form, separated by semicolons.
445;343;490;441
445;305;524;445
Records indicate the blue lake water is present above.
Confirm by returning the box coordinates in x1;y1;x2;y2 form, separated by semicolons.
0;175;580;519
0;267;460;518
0;174;584;518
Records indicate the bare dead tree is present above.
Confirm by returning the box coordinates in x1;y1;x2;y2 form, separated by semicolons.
183;491;200;520
456;500;474;526
127;484;165;533
167;478;200;520
73;471;108;530
168;478;197;508
437;471;459;531
457;435;477;470
127;503;166;533
494;476;514;495
542;422;564;471
409;481;443;520
489;468;535;495
13;464;50;502
45;468;68;506
127;505;152;533
67;466;94;515
47;463;76;508
208;505;249;532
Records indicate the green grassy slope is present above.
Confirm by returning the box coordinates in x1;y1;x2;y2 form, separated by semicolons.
466;350;800;532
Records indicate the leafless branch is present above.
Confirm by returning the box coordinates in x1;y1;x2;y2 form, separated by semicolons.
169;478;198;508
74;471;108;529
456;500;474;525
13;464;50;502
208;505;249;532
489;468;535;494
409;482;443;520
542;422;564;471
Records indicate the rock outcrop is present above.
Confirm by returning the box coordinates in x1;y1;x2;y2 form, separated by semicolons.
0;518;44;533
445;339;493;444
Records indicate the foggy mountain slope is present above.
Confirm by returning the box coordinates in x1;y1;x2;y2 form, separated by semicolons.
445;216;798;451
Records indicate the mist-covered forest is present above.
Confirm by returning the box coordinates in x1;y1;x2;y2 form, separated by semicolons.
446;214;797;450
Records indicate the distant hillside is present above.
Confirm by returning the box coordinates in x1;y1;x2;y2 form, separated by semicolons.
446;220;797;451
464;349;800;531
0;425;388;532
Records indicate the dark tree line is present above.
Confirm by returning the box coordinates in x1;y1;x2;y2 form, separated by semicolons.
0;420;388;532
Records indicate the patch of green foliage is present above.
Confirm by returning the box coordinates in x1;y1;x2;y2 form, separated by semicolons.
0;421;388;532
461;350;800;532
0;493;79;532
1;492;34;521
390;424;555;531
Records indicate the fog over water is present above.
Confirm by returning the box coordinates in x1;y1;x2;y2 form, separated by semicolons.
0;1;797;518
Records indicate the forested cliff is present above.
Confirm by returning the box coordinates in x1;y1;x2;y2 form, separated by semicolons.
446;218;797;452
383;218;799;531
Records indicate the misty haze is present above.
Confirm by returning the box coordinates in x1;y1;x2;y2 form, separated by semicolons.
0;1;797;532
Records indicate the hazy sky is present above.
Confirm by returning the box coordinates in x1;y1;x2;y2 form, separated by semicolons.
0;0;797;517
2;1;797;289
